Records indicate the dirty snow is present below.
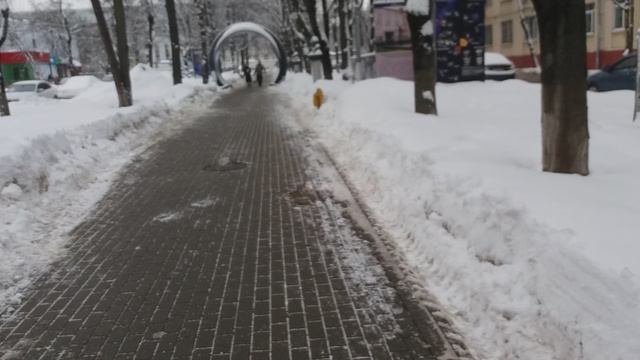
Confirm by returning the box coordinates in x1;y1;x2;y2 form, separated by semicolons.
152;211;184;223
276;74;640;360
190;197;219;209
0;65;218;313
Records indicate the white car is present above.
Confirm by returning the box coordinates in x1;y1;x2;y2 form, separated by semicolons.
485;52;516;80
54;75;102;99
6;80;56;102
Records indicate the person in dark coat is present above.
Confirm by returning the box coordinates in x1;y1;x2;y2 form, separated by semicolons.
243;64;252;86
255;61;265;87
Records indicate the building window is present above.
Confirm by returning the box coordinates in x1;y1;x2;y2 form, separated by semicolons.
523;16;538;40
384;31;394;43
614;4;627;30
501;20;513;44
586;3;595;34
485;25;493;45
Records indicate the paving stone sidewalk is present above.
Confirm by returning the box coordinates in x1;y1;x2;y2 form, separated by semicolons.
0;88;438;359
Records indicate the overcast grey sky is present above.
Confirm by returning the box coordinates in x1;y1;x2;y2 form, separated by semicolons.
9;0;90;12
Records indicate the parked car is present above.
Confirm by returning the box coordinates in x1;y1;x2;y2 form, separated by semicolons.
54;75;102;99
588;54;636;91
485;52;516;80
6;80;56;102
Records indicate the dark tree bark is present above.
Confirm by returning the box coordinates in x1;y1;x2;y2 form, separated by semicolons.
165;0;182;85
337;0;348;69
303;0;333;79
147;10;155;67
321;0;330;43
407;3;437;115
0;8;10;116
198;0;209;84
531;0;589;175
113;0;131;103
90;0;132;107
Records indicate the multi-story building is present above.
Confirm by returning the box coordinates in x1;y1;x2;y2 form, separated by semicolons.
486;0;636;69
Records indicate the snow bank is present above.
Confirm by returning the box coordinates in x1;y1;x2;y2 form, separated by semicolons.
276;74;640;359
0;65;217;313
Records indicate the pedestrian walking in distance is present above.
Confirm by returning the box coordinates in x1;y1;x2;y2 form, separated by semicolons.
255;60;265;87
243;64;252;87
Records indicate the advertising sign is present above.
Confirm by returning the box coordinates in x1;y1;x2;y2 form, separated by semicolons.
435;0;485;82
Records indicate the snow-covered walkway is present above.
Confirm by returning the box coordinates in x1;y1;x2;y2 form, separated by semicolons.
0;88;446;359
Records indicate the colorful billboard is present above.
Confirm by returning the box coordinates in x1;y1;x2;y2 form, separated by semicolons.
435;0;485;82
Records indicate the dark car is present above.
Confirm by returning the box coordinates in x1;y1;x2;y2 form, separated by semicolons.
588;54;637;91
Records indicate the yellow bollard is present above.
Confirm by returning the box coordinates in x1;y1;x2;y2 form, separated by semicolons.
313;88;324;109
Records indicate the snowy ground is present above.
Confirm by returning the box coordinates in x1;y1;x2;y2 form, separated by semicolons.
0;66;218;314
276;74;640;360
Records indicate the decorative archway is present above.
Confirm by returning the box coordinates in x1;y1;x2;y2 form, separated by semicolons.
210;22;287;87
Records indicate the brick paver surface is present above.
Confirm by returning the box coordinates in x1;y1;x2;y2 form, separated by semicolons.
0;88;438;359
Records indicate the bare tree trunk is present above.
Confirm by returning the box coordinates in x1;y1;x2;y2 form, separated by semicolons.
59;1;74;71
338;0;348;69
532;0;589;175
516;0;540;68
113;0;132;105
147;10;154;67
0;8;10;116
368;0;375;52
165;0;182;84
289;0;312;72
321;0;330;43
303;0;333;79
198;0;209;84
90;0;132;107
407;3;437;115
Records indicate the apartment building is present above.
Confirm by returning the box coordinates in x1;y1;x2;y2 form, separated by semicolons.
486;0;635;69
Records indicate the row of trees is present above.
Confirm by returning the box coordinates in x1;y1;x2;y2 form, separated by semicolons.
86;0;594;176
281;0;374;80
87;0;283;107
0;0;595;176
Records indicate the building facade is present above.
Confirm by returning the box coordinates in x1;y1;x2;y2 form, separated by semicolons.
486;0;636;69
0;51;55;84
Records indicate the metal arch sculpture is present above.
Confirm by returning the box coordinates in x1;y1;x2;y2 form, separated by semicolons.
210;22;287;87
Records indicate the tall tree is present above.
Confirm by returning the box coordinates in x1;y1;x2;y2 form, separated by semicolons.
147;2;155;67
90;0;133;107
166;0;182;84
531;0;589;175
406;0;437;115
337;0;348;69
288;0;313;72
516;0;540;69
197;0;209;84
0;8;10;116
303;0;333;79
321;0;330;44
57;0;74;71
